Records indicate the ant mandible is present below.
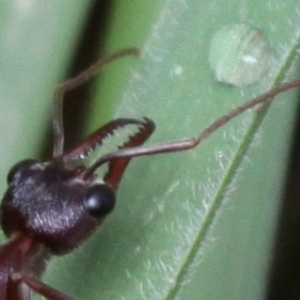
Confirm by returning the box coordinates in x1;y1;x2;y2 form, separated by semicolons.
0;47;299;300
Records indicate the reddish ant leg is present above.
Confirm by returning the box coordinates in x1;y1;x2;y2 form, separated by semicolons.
52;47;140;158
20;275;75;300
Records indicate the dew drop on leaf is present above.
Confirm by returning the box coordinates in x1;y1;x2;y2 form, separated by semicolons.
209;24;273;87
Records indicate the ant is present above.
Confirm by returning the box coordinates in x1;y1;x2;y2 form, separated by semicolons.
0;47;299;300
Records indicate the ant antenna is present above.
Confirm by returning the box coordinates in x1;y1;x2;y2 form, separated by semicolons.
84;79;300;176
52;47;139;158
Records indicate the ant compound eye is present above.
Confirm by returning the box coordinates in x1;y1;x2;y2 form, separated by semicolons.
84;184;116;218
7;159;41;184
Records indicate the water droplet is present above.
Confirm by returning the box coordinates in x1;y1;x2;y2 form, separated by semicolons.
173;65;183;76
209;24;273;87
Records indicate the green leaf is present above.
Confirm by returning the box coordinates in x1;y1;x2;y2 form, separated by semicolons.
0;1;300;300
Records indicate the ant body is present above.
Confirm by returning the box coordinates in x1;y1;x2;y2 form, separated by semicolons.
0;47;299;299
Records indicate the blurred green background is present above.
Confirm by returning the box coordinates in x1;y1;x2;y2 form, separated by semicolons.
0;1;300;299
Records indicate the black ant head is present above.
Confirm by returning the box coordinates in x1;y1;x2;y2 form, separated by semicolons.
0;159;115;254
0;118;154;255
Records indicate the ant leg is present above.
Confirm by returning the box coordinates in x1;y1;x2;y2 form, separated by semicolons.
52;47;139;158
21;274;75;300
86;78;300;171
